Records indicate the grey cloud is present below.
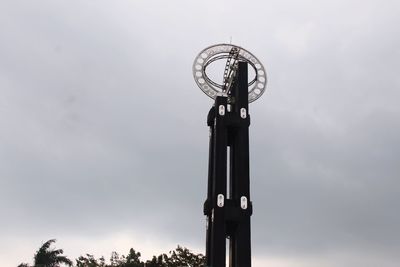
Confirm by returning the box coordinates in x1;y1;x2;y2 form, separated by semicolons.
1;0;400;266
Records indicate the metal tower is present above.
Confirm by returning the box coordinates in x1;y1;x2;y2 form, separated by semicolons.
193;44;267;267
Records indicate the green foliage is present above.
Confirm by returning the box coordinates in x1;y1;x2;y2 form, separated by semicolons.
19;240;204;267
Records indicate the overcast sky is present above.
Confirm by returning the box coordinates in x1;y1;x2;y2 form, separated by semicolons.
1;0;400;266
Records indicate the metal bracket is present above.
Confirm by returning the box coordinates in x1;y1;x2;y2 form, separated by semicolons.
217;194;225;207
240;196;248;209
240;108;247;119
219;105;226;116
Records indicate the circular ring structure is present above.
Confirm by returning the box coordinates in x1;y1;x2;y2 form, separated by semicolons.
193;43;267;103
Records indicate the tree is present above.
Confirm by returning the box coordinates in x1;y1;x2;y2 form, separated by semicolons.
144;246;205;267
20;241;205;267
167;246;205;267
123;249;144;267
76;254;105;267
144;255;166;267
33;239;72;267
146;254;169;267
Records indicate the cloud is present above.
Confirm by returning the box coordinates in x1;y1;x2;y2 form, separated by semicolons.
1;0;399;266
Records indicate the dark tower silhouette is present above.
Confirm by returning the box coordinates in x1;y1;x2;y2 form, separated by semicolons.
203;62;252;267
193;43;266;267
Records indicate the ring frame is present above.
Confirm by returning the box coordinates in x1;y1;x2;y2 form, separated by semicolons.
192;44;267;103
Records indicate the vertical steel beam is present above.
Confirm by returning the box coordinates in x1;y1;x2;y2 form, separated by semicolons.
204;62;252;267
205;107;215;266
233;62;251;267
210;96;228;267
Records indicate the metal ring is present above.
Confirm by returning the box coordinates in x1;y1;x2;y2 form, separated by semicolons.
192;44;267;103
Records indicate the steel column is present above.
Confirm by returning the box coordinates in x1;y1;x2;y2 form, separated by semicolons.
204;62;252;267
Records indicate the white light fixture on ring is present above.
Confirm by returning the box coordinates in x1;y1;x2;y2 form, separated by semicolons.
192;43;267;103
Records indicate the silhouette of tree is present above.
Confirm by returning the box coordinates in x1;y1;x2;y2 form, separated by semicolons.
166;246;205;267
76;254;105;267
109;252;122;267
144;246;205;267
144;253;169;267
33;239;72;267
19;241;204;267
123;249;144;267
144;255;164;267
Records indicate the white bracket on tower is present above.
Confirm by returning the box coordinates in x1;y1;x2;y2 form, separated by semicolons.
240;196;248;209
217;194;225;207
240;108;247;119
219;105;225;116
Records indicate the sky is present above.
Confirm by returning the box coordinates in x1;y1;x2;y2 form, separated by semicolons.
1;0;400;266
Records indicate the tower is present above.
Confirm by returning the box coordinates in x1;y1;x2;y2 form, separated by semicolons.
193;44;267;267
